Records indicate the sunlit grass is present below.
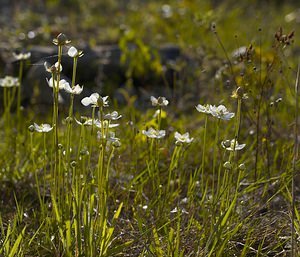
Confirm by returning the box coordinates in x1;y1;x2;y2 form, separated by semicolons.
0;6;299;256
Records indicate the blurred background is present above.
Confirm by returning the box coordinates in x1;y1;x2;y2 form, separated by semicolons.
0;0;299;109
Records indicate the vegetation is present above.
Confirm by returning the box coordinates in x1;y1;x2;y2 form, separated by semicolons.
1;0;300;256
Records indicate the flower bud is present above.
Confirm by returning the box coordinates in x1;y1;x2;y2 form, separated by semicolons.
223;140;231;148
238;163;246;171
223;161;232;170
70;161;77;168
236;87;244;98
53;33;71;46
112;140;121;148
28;125;35;133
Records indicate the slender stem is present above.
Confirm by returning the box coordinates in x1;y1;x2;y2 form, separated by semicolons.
158;106;162;130
212;119;220;197
201;115;208;192
88;106;96;167
17;60;24;131
167;145;180;194
292;63;299;257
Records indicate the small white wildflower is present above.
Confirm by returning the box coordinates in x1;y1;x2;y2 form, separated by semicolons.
13;52;31;61
103;111;122;120
64;83;83;95
68;46;83;58
170;207;178;213
0;76;20;87
46;78;69;90
97;131;120;142
55;62;63;72
221;139;246;151
44;62;60;74
151;96;169;107
142;127;166;139
195;104;211;115
174;131;193;145
210;105;235;120
33;123;53;133
81;93;99;107
75;117;92;126
94;119;119;129
81;93;109;107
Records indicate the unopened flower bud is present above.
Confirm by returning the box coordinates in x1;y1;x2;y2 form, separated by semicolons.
112;140;121;148
223;140;231;148
28;125;35;133
53;33;71;46
238;163;246;171
223;161;232;170
236;87;244;98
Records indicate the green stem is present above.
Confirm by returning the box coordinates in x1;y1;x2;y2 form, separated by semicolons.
17;60;24;131
212;119;220;198
167;145;180;195
201;115;208;193
88;106;96;167
157;106;162;130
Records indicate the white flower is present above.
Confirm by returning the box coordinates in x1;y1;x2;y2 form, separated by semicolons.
81;93;109;107
75;117;92;126
174;131;194;145
97;131;120;142
46;78;69;90
33;123;53;133
13;52;31;61
64;83;83;95
209;105;235;120
55;62;62;72
68;46;83;58
0;76;20;87
221;139;246;151
151;96;169;107
94;120;119;128
103;111;122;120
44;62;62;73
195;104;211;115
142;127;166;139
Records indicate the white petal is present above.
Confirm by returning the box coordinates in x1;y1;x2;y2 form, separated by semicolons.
81;97;92;106
68;46;78;57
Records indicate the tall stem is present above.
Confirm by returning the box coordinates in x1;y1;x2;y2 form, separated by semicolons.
17;60;24;131
292;63;299;257
201;115;208;192
212;119;220;198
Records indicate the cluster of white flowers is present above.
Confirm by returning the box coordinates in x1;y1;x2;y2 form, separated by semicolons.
143;96;194;145
142;128;166;139
81;92;121;146
221;139;246;151
150;96;169;107
13;52;31;61
0;76;20;87
195;104;235;121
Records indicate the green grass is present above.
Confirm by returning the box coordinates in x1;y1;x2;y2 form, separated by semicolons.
1;1;300;256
